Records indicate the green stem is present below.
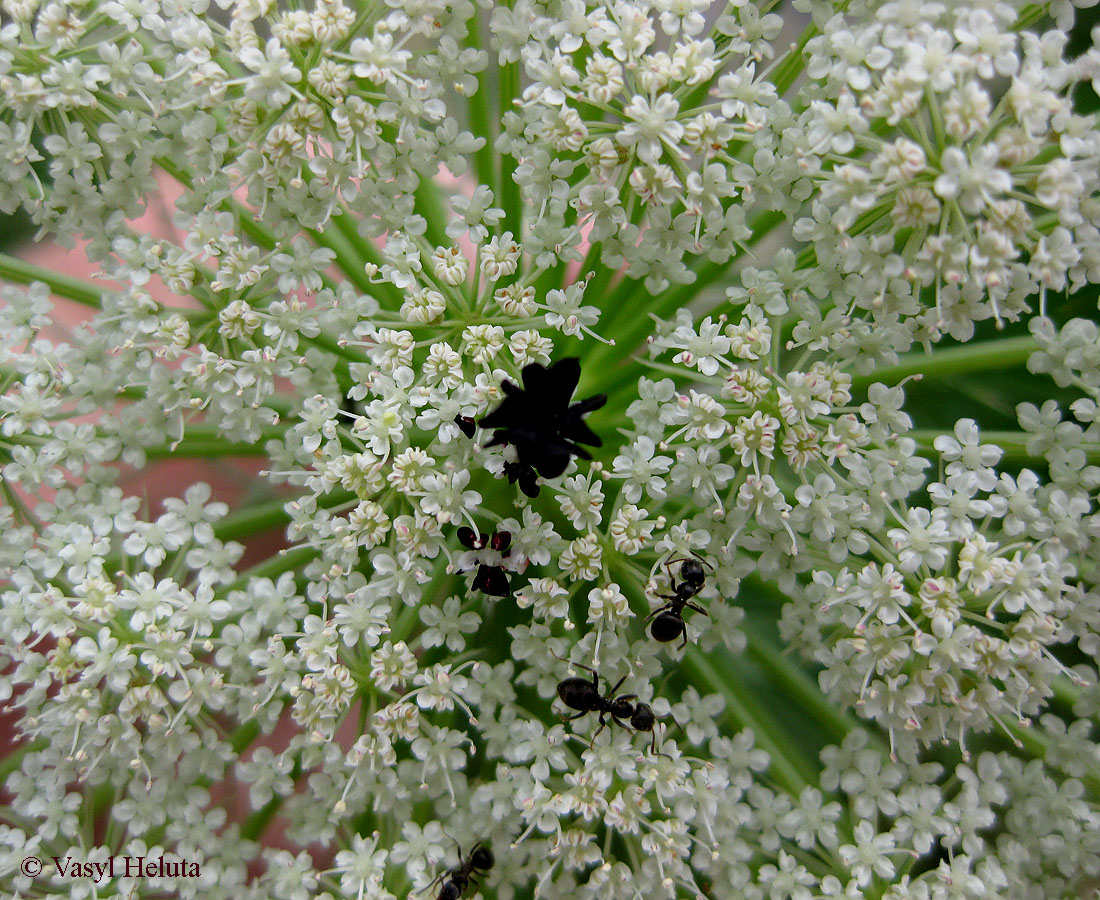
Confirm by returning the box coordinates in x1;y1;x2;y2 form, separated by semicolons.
1051;675;1084;712
213;496;296;542
585;206;787;387
229;720;262;756
145;439;272;459
585;257;725;383
769;20;819;97
908;429;1100;463
328;209;405;309
414;174;451;250
214;489;355;587
1014;5;1045;30
0;252;103;308
466;13;495;191
741;628;852;745
679;648;811;795
498;62;521;235
851;336;1037;389
309;215;376;295
224;545;318;591
309;330;371;375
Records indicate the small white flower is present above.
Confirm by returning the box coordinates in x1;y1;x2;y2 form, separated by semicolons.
481;232;521;280
349;32;410;82
332;831;391;900
369;641;417;691
933;146;1011;216
239;37;301;106
838;820;897;886
419;596;480;651
447;185;505;243
618;93;684;164
586;583;632;626
730;411;780;467
669;316;730;377
430;246;469;285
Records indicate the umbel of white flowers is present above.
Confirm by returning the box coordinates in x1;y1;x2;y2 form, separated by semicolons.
1;1;1100;900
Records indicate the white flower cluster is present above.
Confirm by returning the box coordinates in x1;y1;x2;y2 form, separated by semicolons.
798;2;1100;342
635;302;1099;759
790;418;1082;753
2;0;1100;899
490;0;785;291
0;0;486;243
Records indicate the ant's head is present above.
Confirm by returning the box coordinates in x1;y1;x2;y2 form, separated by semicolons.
470;844;494;871
649;611;685;643
630;702;656;732
679;558;707;586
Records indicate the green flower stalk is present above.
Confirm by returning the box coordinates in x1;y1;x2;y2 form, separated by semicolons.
2;1;1100;899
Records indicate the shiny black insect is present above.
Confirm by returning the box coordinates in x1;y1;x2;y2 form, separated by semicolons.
455;417;540;497
426;842;494;900
644;552;712;649
457;527;512;597
454;415;477;439
502;459;540;498
478;358;606;494
555;658;660;753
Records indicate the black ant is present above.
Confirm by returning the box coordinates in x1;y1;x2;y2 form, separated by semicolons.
554;656;662;754
644;551;712;649
424;842;493;900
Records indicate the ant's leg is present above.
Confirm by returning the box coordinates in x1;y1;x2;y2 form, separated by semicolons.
590;716;607;747
415;872;445;896
690;549;714;570
679;630;687;651
616;694;637;704
562;710;588;721
644;597;678;624
643;602;673;624
551;650;601;692
439;827;461;860
573;659;599;677
607;675;628;696
551;649;598;677
686;602;709;616
661;553;684;584
649;729;673;760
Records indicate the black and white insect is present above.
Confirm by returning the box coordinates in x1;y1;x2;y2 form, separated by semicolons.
554;657;661;754
456;527;512;597
644;551;713;649
424;842;494;900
